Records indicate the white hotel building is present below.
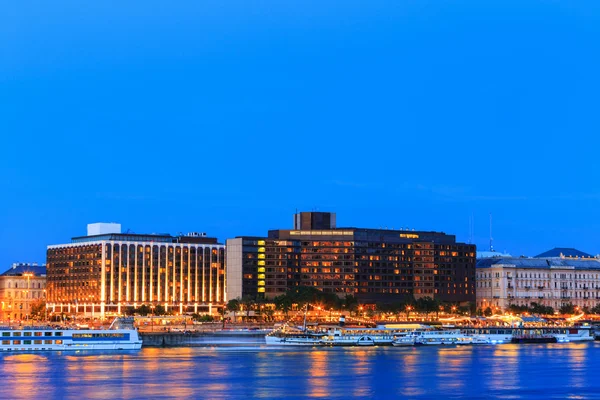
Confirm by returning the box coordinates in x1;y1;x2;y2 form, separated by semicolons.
46;223;226;318
477;253;600;311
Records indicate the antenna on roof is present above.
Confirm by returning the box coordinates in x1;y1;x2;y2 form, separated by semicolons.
468;213;474;244
489;213;494;252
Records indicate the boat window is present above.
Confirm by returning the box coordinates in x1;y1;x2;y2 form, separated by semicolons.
24;340;31;345
24;332;32;337
13;340;21;345
2;333;9;337
55;332;63;337
44;332;52;337
34;332;42;337
13;332;21;337
34;340;42;345
1;340;9;345
55;340;63;345
44;340;52;345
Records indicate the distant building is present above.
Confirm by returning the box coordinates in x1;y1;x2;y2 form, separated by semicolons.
477;250;512;259
227;212;476;304
535;247;595;259
46;224;225;318
0;263;46;321
476;256;600;311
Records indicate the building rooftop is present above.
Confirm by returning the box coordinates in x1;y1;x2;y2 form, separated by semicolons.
477;257;600;270
534;247;595;258
1;263;47;277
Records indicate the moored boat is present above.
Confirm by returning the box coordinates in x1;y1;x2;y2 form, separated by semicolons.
0;317;142;352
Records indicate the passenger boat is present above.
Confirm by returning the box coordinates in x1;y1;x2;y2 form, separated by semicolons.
412;329;469;345
321;327;398;346
391;334;416;347
264;332;325;346
0;317;142;352
461;325;593;344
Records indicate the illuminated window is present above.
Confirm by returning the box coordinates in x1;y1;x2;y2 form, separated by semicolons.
257;267;266;273
258;287;265;293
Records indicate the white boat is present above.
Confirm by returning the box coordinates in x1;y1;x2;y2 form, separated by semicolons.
320;324;430;347
264;332;324;346
412;329;469;345
391;334;416;347
0;317;142;352
461;325;594;344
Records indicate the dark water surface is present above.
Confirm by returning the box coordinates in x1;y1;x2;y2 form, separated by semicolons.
1;343;599;399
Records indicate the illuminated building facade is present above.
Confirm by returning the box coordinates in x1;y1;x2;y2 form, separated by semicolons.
0;263;46;321
47;223;225;318
227;212;476;304
477;254;600;311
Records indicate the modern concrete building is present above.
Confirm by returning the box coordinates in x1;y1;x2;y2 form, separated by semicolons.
47;224;225;318
227;212;476;304
476;252;600;311
0;263;46;321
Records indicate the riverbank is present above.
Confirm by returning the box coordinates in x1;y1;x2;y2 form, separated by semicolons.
140;331;268;347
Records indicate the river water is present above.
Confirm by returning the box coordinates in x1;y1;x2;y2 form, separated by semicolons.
1;342;598;399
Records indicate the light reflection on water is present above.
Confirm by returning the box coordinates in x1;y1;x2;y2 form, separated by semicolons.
1;343;600;399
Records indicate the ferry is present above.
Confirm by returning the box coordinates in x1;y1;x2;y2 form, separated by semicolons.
0;317;142;352
411;329;470;346
317;323;432;347
461;325;593;344
264;332;325;346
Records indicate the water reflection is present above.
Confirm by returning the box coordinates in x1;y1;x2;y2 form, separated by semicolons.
1;344;599;399
307;350;329;398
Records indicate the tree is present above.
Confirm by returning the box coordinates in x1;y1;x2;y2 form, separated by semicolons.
30;299;46;320
343;295;359;313
591;304;600;315
154;305;167;316
483;307;493;317
273;295;292;318
240;295;255;320
137;304;151;316
123;306;136;316
559;303;576;315
227;299;240;322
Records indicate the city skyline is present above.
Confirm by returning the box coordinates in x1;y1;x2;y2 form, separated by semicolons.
3;1;600;268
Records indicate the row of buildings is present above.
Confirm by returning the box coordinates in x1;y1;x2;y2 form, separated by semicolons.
2;211;600;319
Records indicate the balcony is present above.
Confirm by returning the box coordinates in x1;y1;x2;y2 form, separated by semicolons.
584;296;589;299
507;276;512;280
524;296;531;299
538;296;544;299
583;286;589;290
493;296;500;299
507;284;514;289
561;296;571;299
537;286;545;290
524;286;531;289
508;294;514;299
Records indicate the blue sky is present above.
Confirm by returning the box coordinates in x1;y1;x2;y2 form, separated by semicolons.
1;1;600;268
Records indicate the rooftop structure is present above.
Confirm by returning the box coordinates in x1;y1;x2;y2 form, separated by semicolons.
534;247;595;259
1;263;47;277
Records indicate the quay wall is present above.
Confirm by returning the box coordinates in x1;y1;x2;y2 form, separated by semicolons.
140;332;267;347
